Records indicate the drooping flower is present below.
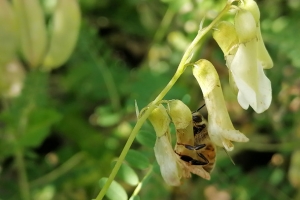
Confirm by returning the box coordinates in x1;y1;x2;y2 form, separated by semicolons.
213;5;273;113
148;102;210;186
169;100;210;180
193;59;249;151
149;104;181;185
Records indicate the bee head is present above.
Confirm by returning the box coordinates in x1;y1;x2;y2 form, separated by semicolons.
192;111;203;123
192;104;207;127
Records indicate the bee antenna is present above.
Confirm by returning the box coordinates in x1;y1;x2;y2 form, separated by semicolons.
197;104;206;112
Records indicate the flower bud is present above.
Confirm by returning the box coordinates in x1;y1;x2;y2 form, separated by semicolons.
239;0;260;24
13;0;47;69
213;21;239;56
235;9;256;43
42;0;81;71
148;104;170;138
0;0;17;65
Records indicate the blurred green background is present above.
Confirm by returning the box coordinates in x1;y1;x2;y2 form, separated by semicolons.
1;0;300;199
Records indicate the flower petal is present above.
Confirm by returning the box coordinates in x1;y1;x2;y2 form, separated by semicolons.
187;164;211;180
230;41;272;113
221;129;249;143
154;135;182;186
257;26;273;69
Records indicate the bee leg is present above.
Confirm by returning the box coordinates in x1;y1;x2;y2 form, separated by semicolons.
177;143;206;151
178;154;207;165
196;152;209;164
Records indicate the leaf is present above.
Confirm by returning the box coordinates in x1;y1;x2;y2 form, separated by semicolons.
12;0;47;68
125;149;150;170
136;130;156;148
116;163;139;186
18;109;62;147
0;0;17;65
269;168;284;186
99;178;128;200
42;0;81;70
95;106;122;127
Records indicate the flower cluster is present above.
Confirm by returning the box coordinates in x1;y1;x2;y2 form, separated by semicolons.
148;0;272;186
213;0;273;113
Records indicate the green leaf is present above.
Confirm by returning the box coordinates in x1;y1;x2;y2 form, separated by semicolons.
116;163;139;186
95;106;122;127
99;178;128;200
269;168;284;186
18;109;62;147
136;130;156;148
125;149;150;170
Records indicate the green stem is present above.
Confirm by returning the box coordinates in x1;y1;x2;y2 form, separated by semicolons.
15;149;30;200
30;152;86;187
152;7;175;44
130;165;153;198
93;55;121;111
95;3;232;200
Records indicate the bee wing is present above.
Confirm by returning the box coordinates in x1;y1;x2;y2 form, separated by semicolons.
188;165;211;180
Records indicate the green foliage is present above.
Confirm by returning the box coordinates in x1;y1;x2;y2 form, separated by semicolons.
125;150;150;170
99;178;128;200
1;0;300;200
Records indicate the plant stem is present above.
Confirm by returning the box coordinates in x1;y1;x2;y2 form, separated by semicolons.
95;3;232;200
130;165;153;198
30;152;86;187
15;149;30;200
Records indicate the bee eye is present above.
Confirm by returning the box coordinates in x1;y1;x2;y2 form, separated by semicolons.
192;114;202;123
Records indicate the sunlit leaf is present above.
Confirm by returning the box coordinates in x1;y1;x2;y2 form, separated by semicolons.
116;162;139;186
99;178;128;200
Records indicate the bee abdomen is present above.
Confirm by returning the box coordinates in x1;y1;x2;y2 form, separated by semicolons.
203;162;215;173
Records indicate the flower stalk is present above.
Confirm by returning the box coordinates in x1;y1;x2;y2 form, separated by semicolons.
96;2;233;199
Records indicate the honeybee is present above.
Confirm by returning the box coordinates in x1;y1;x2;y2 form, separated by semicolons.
192;108;216;173
177;106;216;173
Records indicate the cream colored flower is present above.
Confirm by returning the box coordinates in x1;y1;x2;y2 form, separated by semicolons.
231;9;272;113
213;6;273;113
149;102;210;186
193;60;249;151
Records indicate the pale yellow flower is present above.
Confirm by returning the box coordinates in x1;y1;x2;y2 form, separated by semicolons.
193;60;249;151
